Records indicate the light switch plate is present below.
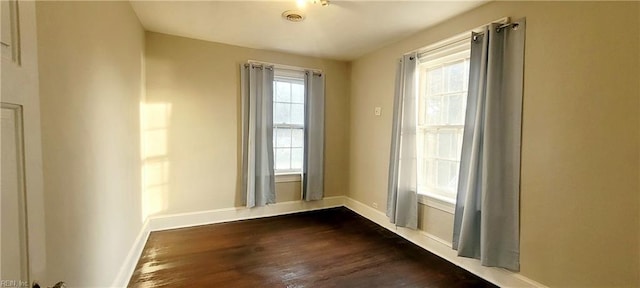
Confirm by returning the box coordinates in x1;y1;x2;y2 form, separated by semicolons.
374;107;382;116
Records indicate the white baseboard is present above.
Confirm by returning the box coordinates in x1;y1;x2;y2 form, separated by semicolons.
146;196;344;232
111;218;151;287
113;195;546;288
343;197;547;288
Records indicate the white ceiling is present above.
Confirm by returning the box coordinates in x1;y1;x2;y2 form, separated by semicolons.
130;0;487;61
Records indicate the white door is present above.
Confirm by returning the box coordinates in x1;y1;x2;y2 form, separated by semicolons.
1;0;43;283
1;103;29;283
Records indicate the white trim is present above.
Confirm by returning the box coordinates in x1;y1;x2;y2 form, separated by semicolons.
275;69;305;79
111;219;151;288
343;197;547;288
418;193;455;214
147;196;344;232
114;196;547;288
275;173;302;183
418;36;470;64
420;230;453;248
512;273;551;288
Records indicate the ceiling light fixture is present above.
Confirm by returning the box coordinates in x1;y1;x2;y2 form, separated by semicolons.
282;10;305;22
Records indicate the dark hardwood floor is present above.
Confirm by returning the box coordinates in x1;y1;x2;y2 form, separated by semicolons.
128;207;497;287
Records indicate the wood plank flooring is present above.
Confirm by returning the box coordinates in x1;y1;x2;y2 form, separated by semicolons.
128;207;497;287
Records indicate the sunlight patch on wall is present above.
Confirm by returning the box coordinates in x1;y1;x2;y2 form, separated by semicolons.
141;102;172;221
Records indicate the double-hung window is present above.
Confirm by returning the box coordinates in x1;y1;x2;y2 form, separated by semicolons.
273;71;305;174
416;39;471;203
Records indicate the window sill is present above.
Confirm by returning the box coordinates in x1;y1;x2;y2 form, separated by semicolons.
275;173;301;183
418;193;455;214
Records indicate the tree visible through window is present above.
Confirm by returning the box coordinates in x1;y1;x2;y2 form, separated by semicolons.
417;41;470;202
273;76;304;173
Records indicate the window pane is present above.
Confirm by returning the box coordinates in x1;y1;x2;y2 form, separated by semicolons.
276;81;291;102
456;130;463;159
418;89;426;126
448;94;465;125
417;130;425;157
442;95;451;124
276;128;292;148
416;138;424;178
446;61;466;92
292;83;304;104
437;131;456;159
436;160;455;189
426;97;441;125
291;148;303;170
274;103;290;124
273;128;278;147
450;163;460;191
426;159;436;187
418;158;429;189
463;59;470;91
276;148;291;170
291;104;304;125
425;131;437;157
428;67;443;95
292;129;304;148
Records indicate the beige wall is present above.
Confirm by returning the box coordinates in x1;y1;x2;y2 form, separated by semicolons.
275;180;302;202
144;32;350;215
36;1;145;286
31;1;640;286
349;1;640;287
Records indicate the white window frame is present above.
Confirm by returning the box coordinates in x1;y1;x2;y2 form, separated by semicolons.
410;18;509;213
416;35;471;213
273;69;305;176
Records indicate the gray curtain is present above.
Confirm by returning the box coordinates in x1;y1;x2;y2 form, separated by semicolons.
241;63;276;207
387;53;418;229
303;71;325;201
452;19;526;271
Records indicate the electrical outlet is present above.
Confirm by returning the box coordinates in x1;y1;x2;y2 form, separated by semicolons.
374;107;382;116
372;202;378;208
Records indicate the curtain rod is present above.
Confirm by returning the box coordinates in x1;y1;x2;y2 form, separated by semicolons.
244;63;274;70
472;22;522;41
496;22;520;32
408;17;510;59
414;21;521;58
247;60;322;74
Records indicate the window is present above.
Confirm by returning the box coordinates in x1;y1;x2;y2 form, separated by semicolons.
417;39;471;203
273;72;305;174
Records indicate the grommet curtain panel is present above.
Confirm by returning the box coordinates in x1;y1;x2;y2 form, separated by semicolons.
452;19;526;271
303;71;325;201
241;63;276;208
387;52;418;229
